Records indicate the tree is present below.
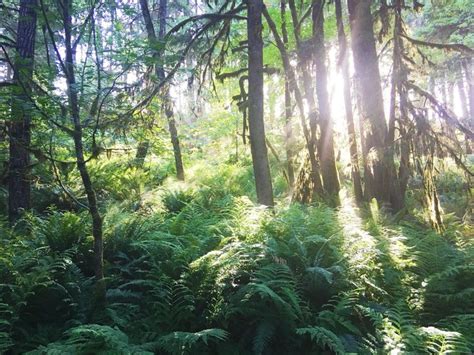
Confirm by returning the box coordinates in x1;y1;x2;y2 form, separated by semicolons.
280;0;295;188
247;0;274;207
312;0;340;199
62;0;104;287
38;0;106;296
348;0;401;210
335;0;363;202
139;0;185;180
8;0;37;223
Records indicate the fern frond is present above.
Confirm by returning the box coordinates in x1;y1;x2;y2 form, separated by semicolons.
296;326;346;354
252;320;275;355
157;328;229;355
421;326;471;354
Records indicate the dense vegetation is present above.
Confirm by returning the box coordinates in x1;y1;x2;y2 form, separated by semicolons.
0;0;472;353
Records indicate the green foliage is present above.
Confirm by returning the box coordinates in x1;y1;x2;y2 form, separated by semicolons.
87;158;151;201
27;324;153;355
2;0;472;352
29;210;88;252
162;188;195;214
1;159;472;353
157;328;229;355
296;326;346;354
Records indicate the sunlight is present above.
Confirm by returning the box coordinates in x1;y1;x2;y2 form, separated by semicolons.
338;190;375;261
1;0;471;352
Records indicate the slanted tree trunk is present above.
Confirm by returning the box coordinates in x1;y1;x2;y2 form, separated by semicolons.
247;0;274;206
8;0;37;224
157;0;185;180
61;0;104;292
263;4;322;201
348;0;399;209
312;0;340;200
139;0;185;180
418;155;444;233
165;97;185;180
287;0;324;198
334;0;363;202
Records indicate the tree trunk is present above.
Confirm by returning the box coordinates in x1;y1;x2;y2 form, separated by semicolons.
247;0;274;206
165;98;185;180
287;0;324;198
462;58;474;125
263;4;322;201
334;0;363;202
457;65;468;120
281;0;295;188
348;0;398;208
135;141;149;167
61;0;104;291
140;0;185;180
312;0;340;200
440;71;448;108
428;76;435;121
418;156;444;233
284;81;295;187
458;62;472;154
386;0;406;211
8;0;37;224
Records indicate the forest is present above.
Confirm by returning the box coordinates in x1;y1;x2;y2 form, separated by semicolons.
0;0;473;353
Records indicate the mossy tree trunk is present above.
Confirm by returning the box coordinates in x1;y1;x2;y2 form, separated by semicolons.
348;0;401;210
312;0;340;200
8;0;37;224
335;0;363;202
247;0;274;206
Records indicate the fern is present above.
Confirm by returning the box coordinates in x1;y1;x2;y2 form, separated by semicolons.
252;320;275;355
421;327;471;354
296;326;346;354
157;328;229;355
26;324;153;355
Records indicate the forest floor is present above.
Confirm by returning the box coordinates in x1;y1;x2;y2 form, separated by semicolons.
1;157;473;354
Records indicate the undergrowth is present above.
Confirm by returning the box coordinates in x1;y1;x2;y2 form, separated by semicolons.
0;158;472;354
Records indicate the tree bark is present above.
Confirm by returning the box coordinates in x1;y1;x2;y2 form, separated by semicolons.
288;0;324;197
281;0;295;188
462;58;474;125
135;141;150;166
386;0;407;211
61;0;104;288
334;0;363;202
263;4;322;200
247;0;274;206
8;0;37;224
418;156;444;233
348;0;398;208
312;0;340;199
140;0;185;180
284;81;295;187
458;61;472;154
457;65;468;120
